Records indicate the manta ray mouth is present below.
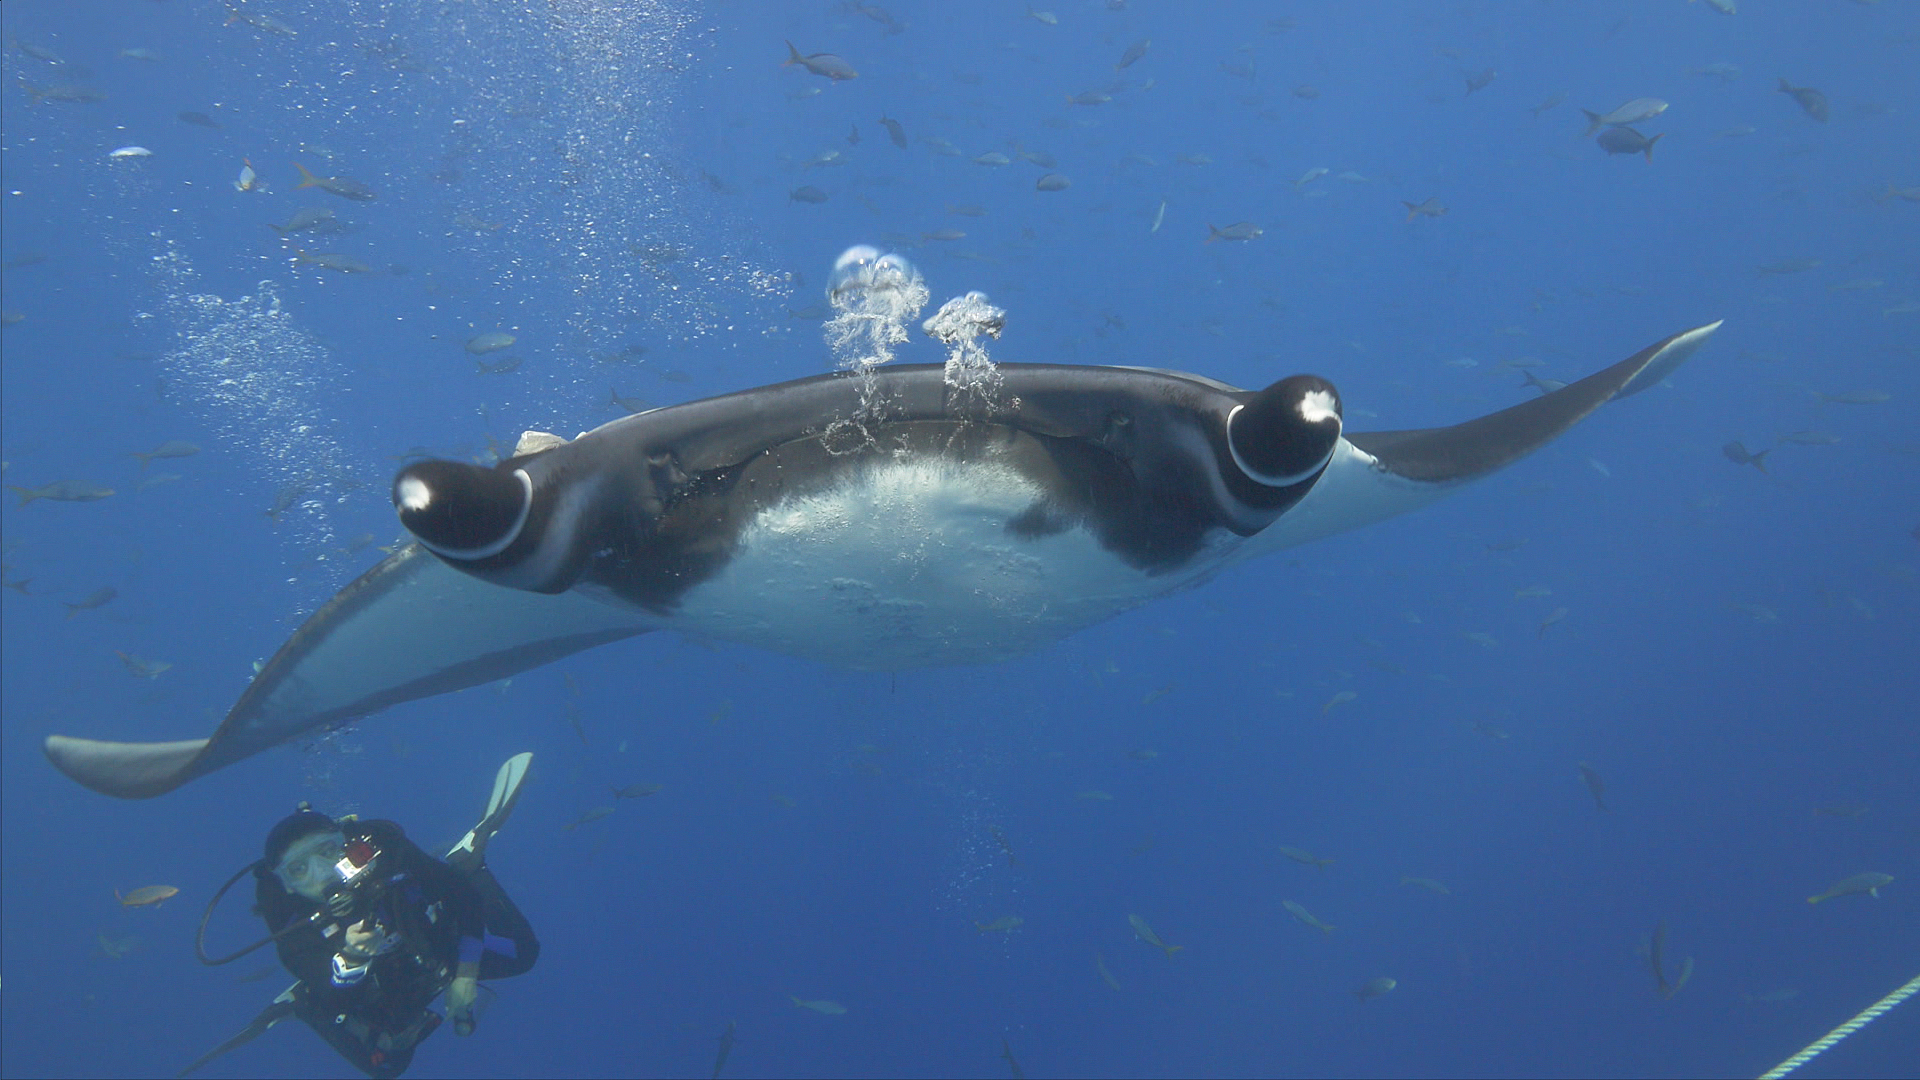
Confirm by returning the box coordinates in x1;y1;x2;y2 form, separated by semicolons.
393;462;534;561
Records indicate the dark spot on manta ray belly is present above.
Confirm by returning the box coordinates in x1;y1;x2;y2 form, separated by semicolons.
1001;430;1223;574
1005;503;1072;539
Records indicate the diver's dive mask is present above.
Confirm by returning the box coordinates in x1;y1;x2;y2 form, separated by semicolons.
196;826;378;968
273;830;372;902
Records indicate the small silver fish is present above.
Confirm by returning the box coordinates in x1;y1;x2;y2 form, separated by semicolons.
1596;127;1662;162
610;389;651;414
1537;606;1569;638
294;251;373;274
116;651;172;678
1282;899;1335;935
1582;97;1668;136
265;483;308;520
782;41;857;81
1278;846;1334;870
1578;762;1607;811
1401;197;1447;222
10;481;114;505
1775;431;1839;446
1355;976;1397;1001
563;805;615;831
63;586;118;619
1777;78;1828;122
1521;371;1567;395
1807;872;1892;905
1128;913;1183;958
1722;441;1770;473
1206;221;1262;243
130;440;199;468
293;162;376;201
1095;951;1121;990
1814;390;1889;405
270;206;336;236
465;332;517;355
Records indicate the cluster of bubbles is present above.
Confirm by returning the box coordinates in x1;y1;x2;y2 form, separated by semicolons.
823;246;1014;423
233;0;785;413
504;1;790;349
144;239;371;600
824;245;930;374
923;290;1009;412
821;246;931;449
936;791;1014;920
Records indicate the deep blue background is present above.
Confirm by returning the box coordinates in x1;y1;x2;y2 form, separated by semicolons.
3;2;1915;1077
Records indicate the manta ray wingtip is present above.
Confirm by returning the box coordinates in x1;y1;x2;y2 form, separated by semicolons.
1609;319;1725;400
43;735;209;799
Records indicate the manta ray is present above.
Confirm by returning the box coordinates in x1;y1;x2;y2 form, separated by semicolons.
45;321;1721;798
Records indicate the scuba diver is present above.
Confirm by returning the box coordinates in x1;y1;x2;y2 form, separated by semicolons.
182;753;539;1079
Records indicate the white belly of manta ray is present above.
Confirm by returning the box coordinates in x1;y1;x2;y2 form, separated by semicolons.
640;455;1243;669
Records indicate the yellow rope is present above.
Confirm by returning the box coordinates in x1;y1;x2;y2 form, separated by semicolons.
1758;971;1920;1079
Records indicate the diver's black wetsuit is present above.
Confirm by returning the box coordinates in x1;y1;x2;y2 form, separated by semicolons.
254;819;538;1078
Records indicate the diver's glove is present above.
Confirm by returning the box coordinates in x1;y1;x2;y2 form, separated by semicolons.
447;961;481;1036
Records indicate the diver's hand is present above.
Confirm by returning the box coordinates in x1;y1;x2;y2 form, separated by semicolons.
340;919;381;961
446;971;480;1036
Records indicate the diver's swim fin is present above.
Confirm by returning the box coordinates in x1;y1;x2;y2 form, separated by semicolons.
176;984;299;1077
448;752;533;864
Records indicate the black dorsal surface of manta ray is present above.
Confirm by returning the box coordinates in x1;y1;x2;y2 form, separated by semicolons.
46;321;1721;798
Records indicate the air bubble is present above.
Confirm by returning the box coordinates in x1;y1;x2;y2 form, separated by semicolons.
822;244;928;375
924;291;1009;411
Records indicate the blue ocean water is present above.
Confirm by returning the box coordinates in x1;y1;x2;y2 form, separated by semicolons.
2;1;1915;1077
